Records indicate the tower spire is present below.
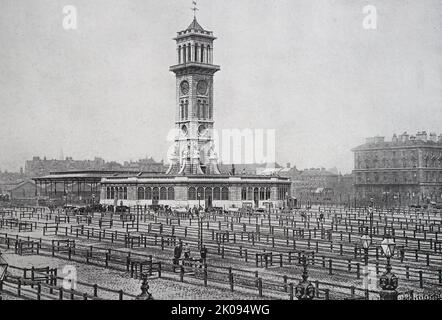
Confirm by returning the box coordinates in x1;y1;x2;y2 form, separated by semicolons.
191;1;199;19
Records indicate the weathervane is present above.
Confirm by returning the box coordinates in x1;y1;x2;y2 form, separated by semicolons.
191;1;199;19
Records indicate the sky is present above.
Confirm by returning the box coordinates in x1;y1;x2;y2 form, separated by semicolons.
0;0;441;173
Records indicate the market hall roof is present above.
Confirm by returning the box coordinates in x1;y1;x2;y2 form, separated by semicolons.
32;170;162;181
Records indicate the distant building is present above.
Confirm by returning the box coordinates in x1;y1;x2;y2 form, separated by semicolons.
123;158;166;173
0;170;26;185
260;164;354;205
291;168;340;203
352;131;442;206
25;156;165;177
1;180;40;200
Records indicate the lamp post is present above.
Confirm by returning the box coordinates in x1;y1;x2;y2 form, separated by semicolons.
0;251;9;300
368;198;374;243
197;192;203;250
361;231;370;266
295;254;315;300
136;273;154;300
379;229;398;300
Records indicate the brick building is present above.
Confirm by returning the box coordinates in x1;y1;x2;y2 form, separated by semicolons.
352;131;442;206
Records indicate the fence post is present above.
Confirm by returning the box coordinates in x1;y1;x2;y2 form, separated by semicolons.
356;263;360;279
204;264;208;287
258;278;263;297
328;259;332;275
59;287;63;300
229;267;234;292
419;271;423;288
37;283;41;300
119;290;124;300
315;280;319;298
289;283;294;300
180;266;184;282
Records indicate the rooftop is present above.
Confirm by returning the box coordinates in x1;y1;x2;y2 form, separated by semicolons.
353;131;442;151
176;18;215;39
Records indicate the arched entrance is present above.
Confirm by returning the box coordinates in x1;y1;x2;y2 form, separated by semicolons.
253;188;259;208
205;187;213;209
152;187;159;205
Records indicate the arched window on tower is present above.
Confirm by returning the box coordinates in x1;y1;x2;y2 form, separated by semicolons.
200;45;205;63
187;44;191;62
188;187;196;200
178;45;181;64
207;45;211;63
185;100;188;119
138;187;145;200
123;187;127;200
110;187;115;199
106;187;111;199
197;100;201;119
183;45;187;63
204;101;208;119
194;43;198;61
180;101;184;120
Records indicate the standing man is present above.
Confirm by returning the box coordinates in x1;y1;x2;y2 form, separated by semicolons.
200;245;207;264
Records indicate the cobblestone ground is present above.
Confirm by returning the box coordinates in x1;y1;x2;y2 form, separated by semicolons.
1;251;265;300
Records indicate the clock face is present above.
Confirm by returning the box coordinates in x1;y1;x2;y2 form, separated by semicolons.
197;80;208;95
180;81;189;95
198;125;207;136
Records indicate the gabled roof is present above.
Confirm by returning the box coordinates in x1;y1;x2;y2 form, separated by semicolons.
3;180;36;191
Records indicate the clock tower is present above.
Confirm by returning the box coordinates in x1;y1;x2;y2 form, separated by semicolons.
166;17;221;175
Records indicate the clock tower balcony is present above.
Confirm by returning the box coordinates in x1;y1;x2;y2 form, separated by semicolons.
170;62;220;75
